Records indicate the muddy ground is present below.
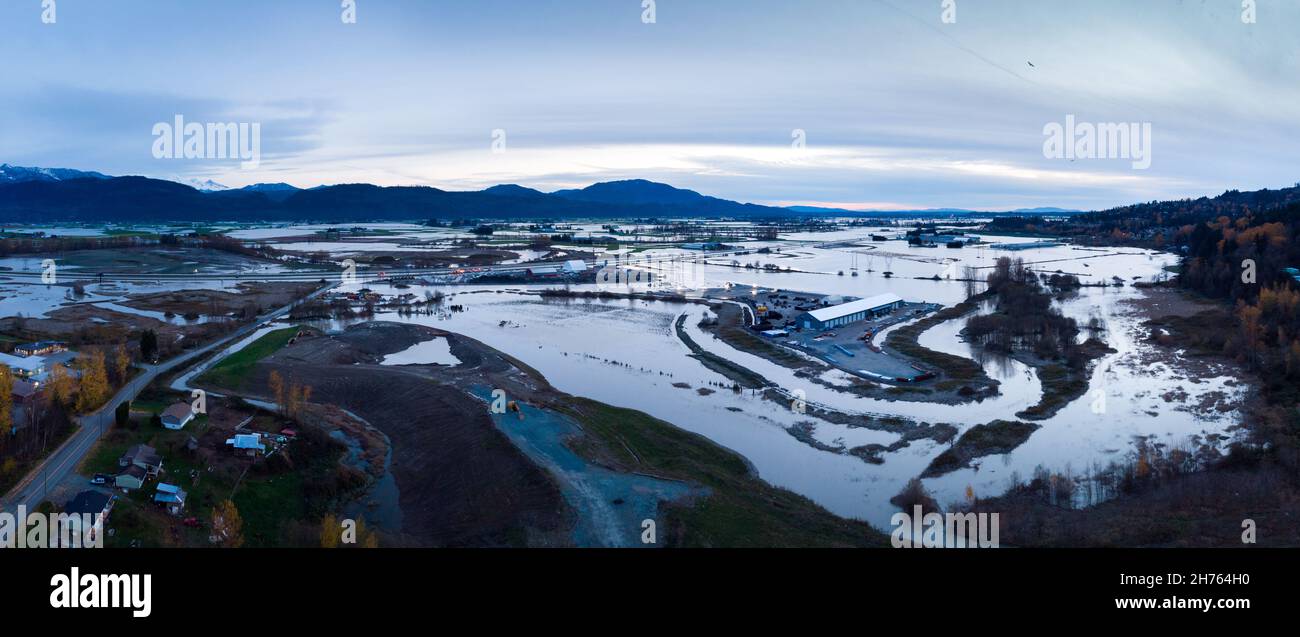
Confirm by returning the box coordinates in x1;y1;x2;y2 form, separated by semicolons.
123;281;319;316
227;322;572;547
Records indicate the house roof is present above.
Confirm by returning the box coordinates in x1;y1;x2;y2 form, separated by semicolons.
123;444;162;466
803;293;904;323
65;491;111;516
226;434;265;451
161;402;194;422
118;465;147;480
11;378;41;398
0;352;45;372
16;341;65;351
154;483;187;504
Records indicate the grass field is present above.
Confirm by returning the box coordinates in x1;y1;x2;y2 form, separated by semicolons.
196;326;304;390
557;397;885;547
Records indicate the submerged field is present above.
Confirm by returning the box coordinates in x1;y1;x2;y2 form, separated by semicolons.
2;224;1251;539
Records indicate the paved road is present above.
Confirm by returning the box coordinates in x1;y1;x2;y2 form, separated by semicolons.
0;283;335;513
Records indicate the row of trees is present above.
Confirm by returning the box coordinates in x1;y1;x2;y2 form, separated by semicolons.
267;370;313;420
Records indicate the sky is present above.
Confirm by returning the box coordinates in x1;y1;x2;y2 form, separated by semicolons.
1;0;1297;211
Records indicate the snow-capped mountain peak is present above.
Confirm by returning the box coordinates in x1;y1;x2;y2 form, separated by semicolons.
0;163;110;183
168;176;230;192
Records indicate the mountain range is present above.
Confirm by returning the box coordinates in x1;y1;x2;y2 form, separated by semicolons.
0;164;1085;222
0;163;110;184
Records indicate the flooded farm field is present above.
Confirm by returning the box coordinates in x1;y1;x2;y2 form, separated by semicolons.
324;268;1241;530
1;226;1248;532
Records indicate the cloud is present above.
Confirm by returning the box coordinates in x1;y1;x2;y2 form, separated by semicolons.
0;85;335;178
2;0;1298;209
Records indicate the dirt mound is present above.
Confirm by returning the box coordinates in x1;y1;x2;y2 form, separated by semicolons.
247;322;570;546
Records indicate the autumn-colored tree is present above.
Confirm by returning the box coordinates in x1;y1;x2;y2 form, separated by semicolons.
210;499;245;548
274;377;314;420
0;364;13;436
320;513;339;549
353;518;379;548
47;365;73;407
288;383;313;419
74;350;110;413
268;370;285;413
113;344;131;383
1237;303;1264;370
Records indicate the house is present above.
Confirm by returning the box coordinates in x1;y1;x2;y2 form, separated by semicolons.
225;433;266;455
115;465;147;491
60;491;114;547
0;352;46;379
153;483;188;516
14;341;67;357
160;402;196;430
562;260;588;274
10;378;42;404
119;444;164;476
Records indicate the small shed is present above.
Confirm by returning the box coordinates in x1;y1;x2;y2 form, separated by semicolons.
225;433;266;455
153;483;188;515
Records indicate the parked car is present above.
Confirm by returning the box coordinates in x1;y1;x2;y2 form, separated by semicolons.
90;474;110;485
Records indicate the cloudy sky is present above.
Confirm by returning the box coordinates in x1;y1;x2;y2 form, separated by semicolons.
1;0;1297;210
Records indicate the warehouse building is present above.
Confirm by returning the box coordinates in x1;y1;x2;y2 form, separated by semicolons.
795;293;904;331
0;352;46;379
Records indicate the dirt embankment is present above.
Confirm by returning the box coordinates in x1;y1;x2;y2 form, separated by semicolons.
208;320;885;547
232;323;570;547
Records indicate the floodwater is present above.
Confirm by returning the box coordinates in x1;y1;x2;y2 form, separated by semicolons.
0;254;261;319
380;337;461;366
347;236;1243;529
4;225;1246;532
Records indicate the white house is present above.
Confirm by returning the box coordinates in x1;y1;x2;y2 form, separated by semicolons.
160;402;196;430
563;260;588;274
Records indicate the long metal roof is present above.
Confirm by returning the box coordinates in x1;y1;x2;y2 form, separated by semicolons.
803;293;903;322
